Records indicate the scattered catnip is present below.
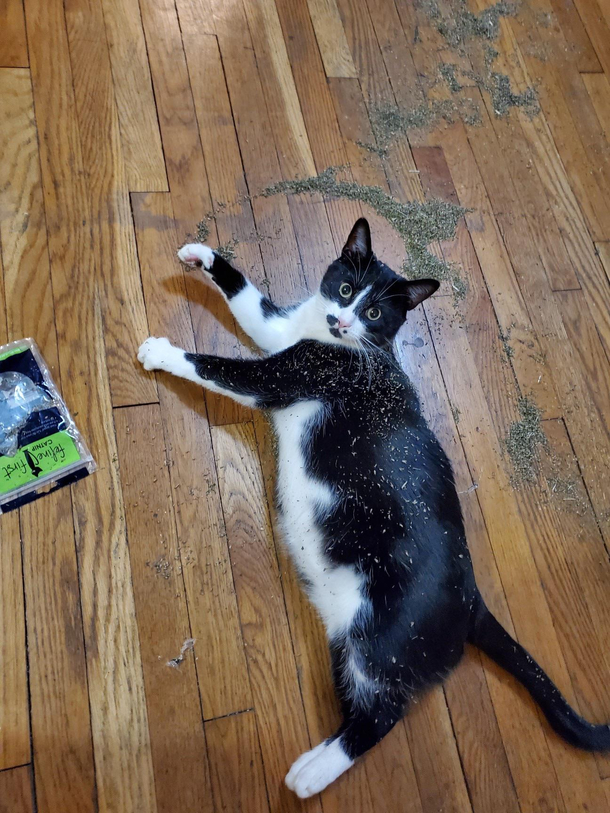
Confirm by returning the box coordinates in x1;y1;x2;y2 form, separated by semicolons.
505;396;548;484
261;167;467;302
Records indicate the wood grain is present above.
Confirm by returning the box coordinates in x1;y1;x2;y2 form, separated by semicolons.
398;309;564;813
139;0;242;425
24;0;157;808
0;766;34;813
597;241;610;284
211;422;321;813
572;0;610;76
428;295;607;813
274;0;363;248
99;0;167;191
206;711;270;813
0;2;28;67
550;0;603;72
307;0;357;78
132;191;251;719
21;492;97;813
582;71;610;145
115;404;213;813
0;510;29;770
64;0;158;406
0;69;59;374
2;0;610;808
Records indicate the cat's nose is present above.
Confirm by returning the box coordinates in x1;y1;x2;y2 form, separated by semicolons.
338;317;352;329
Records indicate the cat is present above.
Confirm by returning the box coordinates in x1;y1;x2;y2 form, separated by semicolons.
138;218;610;798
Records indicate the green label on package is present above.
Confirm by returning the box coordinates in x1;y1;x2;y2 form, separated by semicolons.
0;431;81;494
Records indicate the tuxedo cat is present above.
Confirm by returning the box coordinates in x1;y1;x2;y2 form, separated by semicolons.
138;219;610;798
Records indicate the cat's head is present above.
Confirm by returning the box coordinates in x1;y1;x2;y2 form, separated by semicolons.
318;219;439;349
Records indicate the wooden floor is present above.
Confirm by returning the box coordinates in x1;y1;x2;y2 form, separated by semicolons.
1;0;610;810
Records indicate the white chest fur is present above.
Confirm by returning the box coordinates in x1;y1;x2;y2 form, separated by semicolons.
271;400;366;639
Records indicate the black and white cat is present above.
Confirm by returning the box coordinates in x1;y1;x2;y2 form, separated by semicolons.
138;219;610;798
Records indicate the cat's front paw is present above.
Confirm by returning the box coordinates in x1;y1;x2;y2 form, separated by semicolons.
178;243;215;270
138;336;174;371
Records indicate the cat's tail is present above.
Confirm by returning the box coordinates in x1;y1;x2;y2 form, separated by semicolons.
468;594;610;751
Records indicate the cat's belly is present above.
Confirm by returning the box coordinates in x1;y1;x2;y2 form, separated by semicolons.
271;400;366;638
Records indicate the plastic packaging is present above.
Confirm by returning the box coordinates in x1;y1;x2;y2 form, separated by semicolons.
0;339;96;513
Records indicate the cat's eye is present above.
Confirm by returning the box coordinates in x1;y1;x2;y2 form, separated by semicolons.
367;307;381;321
339;282;352;298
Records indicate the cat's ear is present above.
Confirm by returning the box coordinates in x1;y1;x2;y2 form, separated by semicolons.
400;278;440;311
342;218;372;260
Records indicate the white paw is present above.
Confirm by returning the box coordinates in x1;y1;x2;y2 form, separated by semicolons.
137;336;175;371
178;243;215;270
285;738;353;799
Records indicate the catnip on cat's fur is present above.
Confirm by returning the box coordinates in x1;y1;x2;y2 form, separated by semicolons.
138;219;610;798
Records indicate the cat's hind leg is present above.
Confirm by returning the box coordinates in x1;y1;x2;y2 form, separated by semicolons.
285;737;353;799
285;640;405;800
285;698;404;798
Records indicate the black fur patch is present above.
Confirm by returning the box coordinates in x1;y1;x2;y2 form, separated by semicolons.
208;253;247;299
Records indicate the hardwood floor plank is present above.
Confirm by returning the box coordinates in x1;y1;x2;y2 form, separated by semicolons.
242;0;316;180
405;687;473;813
413;143;562;422
0;766;34;813
366;0;427;110
597;241;610;284
0;69;59;374
516;416;610;777
21;492;97;813
132;191;251;719
273;0;363;247
508;2;610;240
451;24;580;293
327;76;406;266
138;0;210;236
65;0;158;407
0;67;56;775
572;0;610;76
549;0;603;72
0;1;28;67
115;404;213;813
399;311;563;813
556;289;610;429
98;0;167;191
240;0;357;282
0;511;29;770
436;111;610;547
209;1;305;291
211;422;322;813
139;0;244;425
180;32;270;327
335;0;394;107
475;15;610;353
24;0;157;807
306;0;357;78
206;711;270;813
582;72;610;146
428;295;608;813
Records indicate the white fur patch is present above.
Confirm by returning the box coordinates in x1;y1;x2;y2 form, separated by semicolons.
138;337;187;373
272;400;367;638
228;281;291;353
285;737;353;798
343;639;376;707
178;243;215;270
